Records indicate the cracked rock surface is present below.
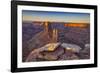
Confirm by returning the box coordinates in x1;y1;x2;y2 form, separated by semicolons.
25;43;89;62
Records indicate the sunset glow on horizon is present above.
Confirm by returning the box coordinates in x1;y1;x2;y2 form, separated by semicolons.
22;10;90;23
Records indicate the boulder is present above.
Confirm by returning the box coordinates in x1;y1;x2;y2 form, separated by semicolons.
61;43;82;53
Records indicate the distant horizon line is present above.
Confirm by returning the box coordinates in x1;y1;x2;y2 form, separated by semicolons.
22;20;90;24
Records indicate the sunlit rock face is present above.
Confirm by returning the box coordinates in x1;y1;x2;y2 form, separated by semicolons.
61;43;82;53
25;43;90;62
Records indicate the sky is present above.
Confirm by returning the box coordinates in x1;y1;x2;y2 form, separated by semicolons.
22;10;90;23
